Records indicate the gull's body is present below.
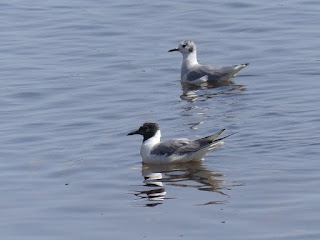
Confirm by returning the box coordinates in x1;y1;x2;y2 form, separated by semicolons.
128;122;232;164
169;40;249;84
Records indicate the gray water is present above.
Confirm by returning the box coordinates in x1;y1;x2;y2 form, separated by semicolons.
1;0;320;239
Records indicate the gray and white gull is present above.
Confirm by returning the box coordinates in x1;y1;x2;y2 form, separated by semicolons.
128;122;233;164
169;40;249;84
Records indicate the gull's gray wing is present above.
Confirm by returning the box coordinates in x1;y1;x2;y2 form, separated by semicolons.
186;64;247;81
151;129;226;156
151;139;195;156
174;129;227;154
196;129;225;142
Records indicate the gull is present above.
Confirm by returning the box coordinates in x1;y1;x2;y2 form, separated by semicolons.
127;122;233;164
169;40;249;84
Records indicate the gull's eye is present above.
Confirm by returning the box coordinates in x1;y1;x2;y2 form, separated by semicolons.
182;44;186;48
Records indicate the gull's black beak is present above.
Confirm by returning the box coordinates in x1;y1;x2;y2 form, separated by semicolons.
127;129;140;136
168;48;179;52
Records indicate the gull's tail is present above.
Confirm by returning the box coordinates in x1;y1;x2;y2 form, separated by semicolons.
188;130;236;161
194;129;236;152
230;63;249;78
234;63;249;71
200;129;225;142
208;131;237;151
214;132;238;143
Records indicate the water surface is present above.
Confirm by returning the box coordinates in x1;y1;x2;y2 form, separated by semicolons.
1;0;320;239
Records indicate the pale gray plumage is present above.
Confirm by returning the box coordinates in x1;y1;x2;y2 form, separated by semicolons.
151;129;225;156
185;65;246;82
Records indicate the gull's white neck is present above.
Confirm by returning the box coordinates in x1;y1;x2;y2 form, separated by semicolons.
140;130;161;159
181;51;198;75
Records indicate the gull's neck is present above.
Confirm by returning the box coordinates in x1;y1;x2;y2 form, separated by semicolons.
140;130;161;157
181;51;198;75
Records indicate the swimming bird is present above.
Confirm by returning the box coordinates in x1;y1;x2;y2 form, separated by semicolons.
127;122;233;164
169;40;249;84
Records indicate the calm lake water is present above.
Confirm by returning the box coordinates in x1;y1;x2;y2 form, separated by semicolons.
1;0;320;239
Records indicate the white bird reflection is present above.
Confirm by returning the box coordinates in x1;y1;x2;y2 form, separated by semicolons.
180;81;247;102
134;161;229;207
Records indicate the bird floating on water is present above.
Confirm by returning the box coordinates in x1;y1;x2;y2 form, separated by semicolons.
128;122;233;164
169;40;249;84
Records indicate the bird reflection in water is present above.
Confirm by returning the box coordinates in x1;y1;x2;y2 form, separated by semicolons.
134;161;229;207
180;80;247;103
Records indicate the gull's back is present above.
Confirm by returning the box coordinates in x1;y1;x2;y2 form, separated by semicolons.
151;129;225;157
183;63;248;82
150;138;194;156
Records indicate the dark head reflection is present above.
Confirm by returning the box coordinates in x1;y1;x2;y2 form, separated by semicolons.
134;162;230;207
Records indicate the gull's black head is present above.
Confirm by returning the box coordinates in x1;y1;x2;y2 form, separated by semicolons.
127;122;160;142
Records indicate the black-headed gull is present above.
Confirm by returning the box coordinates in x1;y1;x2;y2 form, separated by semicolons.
128;122;233;164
